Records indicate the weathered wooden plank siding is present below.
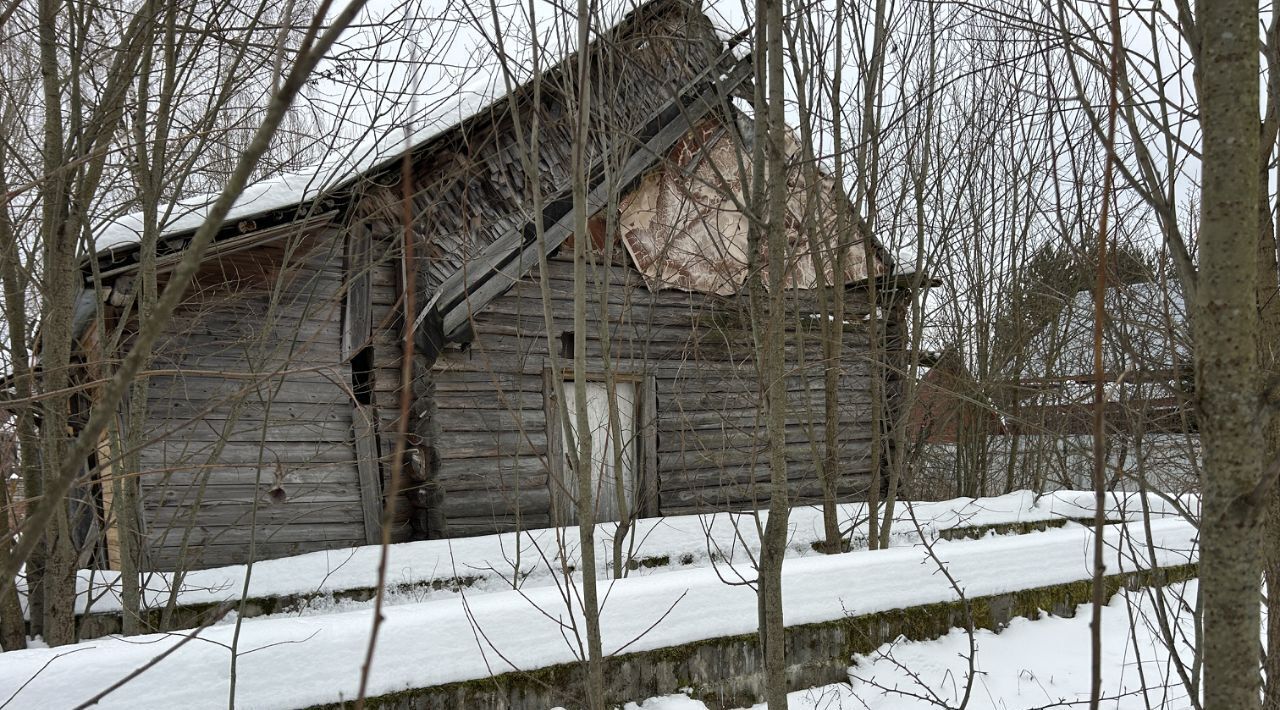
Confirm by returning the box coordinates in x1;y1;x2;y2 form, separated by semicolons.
426;255;874;535
358;5;724;301
132;229;366;569
364;224;414;542
353;2;727;540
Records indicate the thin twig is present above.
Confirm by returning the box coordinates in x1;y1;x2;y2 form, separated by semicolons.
1;648;91;710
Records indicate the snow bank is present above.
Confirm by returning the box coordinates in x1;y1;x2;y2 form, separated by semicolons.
843;580;1199;709
636;578;1200;709
48;490;1188;618
0;518;1197;709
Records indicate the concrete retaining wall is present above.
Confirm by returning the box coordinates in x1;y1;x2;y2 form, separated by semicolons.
333;564;1196;710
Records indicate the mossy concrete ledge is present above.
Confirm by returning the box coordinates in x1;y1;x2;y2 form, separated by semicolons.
934;516;1098;541
318;563;1196;710
816;516;1101;552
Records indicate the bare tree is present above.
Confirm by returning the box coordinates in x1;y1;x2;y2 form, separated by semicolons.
0;0;369;646
744;0;793;703
1193;2;1265;706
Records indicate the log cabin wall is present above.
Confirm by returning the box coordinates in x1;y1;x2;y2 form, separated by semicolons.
354;0;730;537
127;227;370;569
426;253;876;535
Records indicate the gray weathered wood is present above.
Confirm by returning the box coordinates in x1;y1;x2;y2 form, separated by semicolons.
353;405;383;544
542;367;572;527
95;210;340;281
433;57;754;339
344;221;374;359
345;223;384;544
640;373;659;517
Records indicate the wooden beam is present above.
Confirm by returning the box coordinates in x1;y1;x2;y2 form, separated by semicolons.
343;222;374;360
353;404;383;544
415;56;754;353
543;366;572;527
639;372;659;518
93;210;339;282
345;221;383;544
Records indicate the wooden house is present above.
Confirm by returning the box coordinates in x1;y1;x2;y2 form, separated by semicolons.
72;0;904;570
906;348;1004;446
1007;278;1194;437
990;277;1195;492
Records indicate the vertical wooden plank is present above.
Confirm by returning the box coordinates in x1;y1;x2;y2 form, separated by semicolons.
343;222;373;360
640;373;659;517
346;222;382;544
365;221;411;540
353;404;383;544
542;366;572;526
96;428;119;570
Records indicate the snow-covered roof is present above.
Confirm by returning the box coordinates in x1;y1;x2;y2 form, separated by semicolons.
91;0;749;256
93;171;332;253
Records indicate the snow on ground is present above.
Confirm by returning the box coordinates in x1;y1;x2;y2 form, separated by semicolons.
847;583;1198;709
42;490;1191;618
0;518;1197;710
626;581;1199;709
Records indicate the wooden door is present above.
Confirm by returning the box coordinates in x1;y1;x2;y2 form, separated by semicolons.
560;380;637;523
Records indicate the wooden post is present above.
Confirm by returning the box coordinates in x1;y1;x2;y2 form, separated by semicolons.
353;406;382;544
344;222;382;544
543;365;572;526
639;373;659;517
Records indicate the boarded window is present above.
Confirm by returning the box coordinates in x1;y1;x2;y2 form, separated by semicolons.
559;380;637;523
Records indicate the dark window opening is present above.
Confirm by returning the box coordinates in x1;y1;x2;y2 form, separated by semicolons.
559;331;575;359
352;345;374;406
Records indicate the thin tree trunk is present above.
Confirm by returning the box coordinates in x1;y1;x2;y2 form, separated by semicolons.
35;0;81;646
115;6;175;633
0;477;24;649
1265;144;1280;706
569;1;604;705
1257;13;1280;703
754;0;792;704
784;0;845;556
853;0;887;548
0;133;32;650
1089;1;1121;704
1196;1;1265;707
